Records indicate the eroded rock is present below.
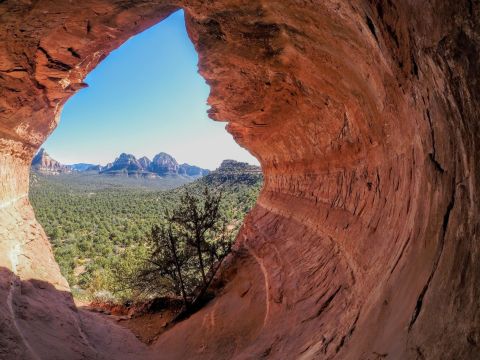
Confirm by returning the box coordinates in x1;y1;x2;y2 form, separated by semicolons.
0;1;478;359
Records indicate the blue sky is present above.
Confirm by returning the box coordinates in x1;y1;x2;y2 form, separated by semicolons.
43;10;258;170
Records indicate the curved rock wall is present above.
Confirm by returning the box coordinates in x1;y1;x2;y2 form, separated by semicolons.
0;1;478;359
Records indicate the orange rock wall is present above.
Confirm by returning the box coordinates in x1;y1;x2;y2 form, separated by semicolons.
0;1;478;359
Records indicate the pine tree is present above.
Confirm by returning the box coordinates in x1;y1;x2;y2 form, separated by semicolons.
169;187;223;289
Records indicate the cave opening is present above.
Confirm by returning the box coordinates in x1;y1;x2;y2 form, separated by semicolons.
28;9;262;337
0;1;478;359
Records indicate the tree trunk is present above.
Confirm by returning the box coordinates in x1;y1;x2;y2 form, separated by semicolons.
169;235;188;308
196;232;207;287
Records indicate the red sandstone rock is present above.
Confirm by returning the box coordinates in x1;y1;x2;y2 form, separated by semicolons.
0;1;479;359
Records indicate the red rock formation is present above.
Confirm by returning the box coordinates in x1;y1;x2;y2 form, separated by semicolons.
31;148;71;174
0;1;478;359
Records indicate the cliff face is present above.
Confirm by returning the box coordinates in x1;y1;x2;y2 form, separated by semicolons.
0;1;479;359
31;148;71;175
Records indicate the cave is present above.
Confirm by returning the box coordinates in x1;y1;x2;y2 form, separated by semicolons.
0;1;479;359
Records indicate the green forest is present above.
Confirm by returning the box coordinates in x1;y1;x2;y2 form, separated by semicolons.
29;170;262;302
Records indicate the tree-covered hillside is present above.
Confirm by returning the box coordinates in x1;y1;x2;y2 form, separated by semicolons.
29;161;262;302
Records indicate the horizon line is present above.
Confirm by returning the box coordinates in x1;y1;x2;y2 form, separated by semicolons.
37;146;260;171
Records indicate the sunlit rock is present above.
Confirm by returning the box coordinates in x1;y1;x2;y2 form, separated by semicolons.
0;1;478;359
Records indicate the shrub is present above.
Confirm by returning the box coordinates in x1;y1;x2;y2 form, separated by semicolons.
126;187;235;308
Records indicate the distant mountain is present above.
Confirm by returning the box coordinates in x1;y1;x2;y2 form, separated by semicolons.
100;153;148;177
70;163;96;172
31;149;216;180
99;152;209;178
138;156;151;170
178;164;210;177
31;148;72;175
203;160;262;186
149;152;179;175
85;164;104;172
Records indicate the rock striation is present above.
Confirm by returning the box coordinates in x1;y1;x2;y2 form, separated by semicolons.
0;1;479;360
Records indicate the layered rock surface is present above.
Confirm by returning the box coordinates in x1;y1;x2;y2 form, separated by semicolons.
0;1;479;359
